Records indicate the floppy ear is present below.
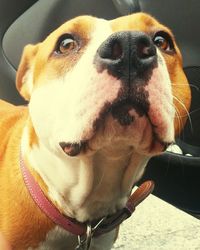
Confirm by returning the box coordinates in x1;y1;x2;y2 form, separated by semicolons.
16;44;39;101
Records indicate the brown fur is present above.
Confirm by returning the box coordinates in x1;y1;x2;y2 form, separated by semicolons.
0;101;55;249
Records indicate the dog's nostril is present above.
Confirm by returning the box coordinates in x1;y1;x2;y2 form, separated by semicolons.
59;142;84;156
111;41;123;60
137;41;156;59
98;40;123;60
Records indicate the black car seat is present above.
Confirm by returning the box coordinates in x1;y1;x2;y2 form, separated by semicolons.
0;0;200;217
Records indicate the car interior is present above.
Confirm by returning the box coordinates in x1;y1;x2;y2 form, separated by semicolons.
0;0;200;218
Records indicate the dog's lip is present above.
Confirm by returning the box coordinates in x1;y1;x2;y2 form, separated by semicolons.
148;135;173;154
59;141;87;156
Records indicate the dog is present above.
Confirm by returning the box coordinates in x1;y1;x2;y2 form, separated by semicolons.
0;13;191;250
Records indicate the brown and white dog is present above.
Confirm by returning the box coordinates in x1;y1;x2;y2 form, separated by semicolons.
0;13;190;250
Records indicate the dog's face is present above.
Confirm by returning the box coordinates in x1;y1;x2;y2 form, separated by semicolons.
17;14;189;155
17;13;190;158
16;13;190;220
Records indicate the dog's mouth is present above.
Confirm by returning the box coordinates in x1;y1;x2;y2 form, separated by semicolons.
59;96;171;157
59;99;141;156
59;100;137;156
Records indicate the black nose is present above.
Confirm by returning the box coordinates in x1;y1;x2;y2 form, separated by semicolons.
95;31;157;80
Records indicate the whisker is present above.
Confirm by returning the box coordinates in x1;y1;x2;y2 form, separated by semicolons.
173;95;193;133
174;105;183;135
175;107;187;141
172;83;200;91
188;107;200;115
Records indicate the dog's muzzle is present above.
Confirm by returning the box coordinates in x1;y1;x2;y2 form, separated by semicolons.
93;31;157;127
94;31;157;81
60;32;159;156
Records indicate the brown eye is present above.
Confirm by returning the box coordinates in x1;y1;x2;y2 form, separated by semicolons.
153;36;169;50
153;32;174;52
55;34;78;55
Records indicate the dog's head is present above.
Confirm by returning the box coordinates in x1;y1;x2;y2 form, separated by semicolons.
16;13;190;220
17;13;190;158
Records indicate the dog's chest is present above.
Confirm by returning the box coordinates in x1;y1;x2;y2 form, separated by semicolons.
27;226;76;250
27;226;116;250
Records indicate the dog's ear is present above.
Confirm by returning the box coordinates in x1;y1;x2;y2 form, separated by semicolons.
16;44;39;101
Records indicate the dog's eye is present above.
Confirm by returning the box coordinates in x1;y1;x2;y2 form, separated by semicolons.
153;32;174;52
153;36;169;51
55;34;78;55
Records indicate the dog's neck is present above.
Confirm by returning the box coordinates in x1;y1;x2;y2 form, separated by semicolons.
21;123;149;222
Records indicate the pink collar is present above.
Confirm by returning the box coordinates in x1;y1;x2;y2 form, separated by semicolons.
20;151;154;237
20;152;86;235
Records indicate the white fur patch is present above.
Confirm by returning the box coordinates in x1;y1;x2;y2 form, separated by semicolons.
27;226;116;250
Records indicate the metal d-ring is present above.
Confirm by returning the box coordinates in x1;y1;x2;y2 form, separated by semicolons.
85;223;92;249
75;217;107;250
75;223;93;250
